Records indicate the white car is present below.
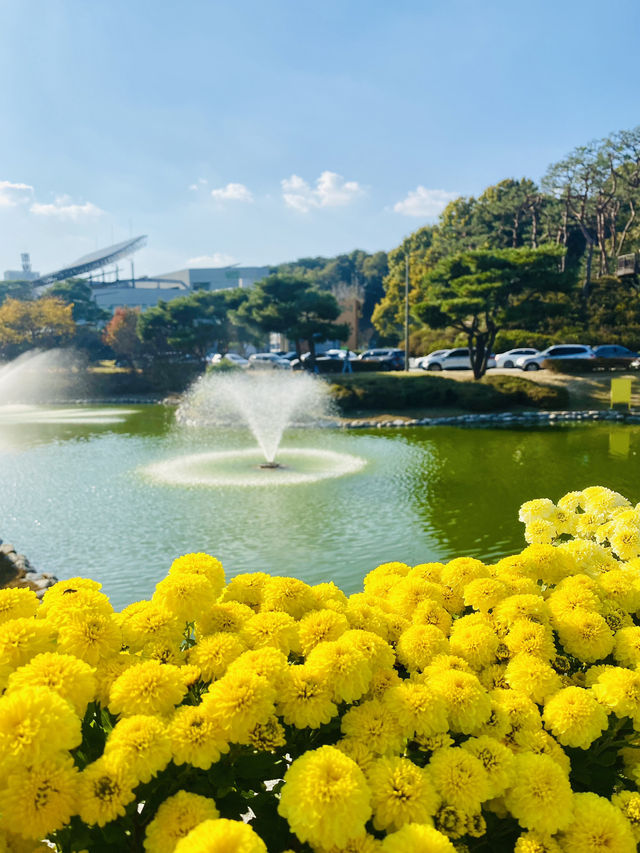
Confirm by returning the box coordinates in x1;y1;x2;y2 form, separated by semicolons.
248;352;292;370
420;347;496;371
415;349;450;369
494;348;540;369
516;344;596;371
208;352;250;367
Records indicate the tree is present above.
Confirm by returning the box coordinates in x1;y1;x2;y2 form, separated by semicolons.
235;274;348;361
0;296;75;357
49;279;109;325
102;307;145;364
413;245;573;379
137;289;252;358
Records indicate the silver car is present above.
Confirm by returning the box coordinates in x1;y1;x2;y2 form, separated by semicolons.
516;345;595;371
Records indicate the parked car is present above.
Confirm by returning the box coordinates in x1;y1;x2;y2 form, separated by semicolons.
592;345;639;359
494;348;540;369
357;348;406;370
208;352;250;367
415;349;450;369
420;348;496;371
516;345;595;371
247;353;292;370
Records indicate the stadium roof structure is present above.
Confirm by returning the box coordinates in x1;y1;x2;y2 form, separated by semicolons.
33;235;147;287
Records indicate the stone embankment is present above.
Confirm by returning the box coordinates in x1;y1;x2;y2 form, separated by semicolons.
343;409;640;429
0;540;57;596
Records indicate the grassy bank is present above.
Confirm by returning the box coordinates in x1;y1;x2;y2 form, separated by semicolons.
328;372;570;415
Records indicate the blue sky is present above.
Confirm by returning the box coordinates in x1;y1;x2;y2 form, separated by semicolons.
1;0;639;277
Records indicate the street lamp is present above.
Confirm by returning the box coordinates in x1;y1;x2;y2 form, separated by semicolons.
404;251;410;372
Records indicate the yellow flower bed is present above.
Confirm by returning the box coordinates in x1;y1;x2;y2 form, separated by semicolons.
2;486;640;851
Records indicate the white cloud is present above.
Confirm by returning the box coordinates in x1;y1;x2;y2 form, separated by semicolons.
189;178;208;190
187;252;237;268
393;186;459;217
282;171;363;213
30;197;104;221
210;182;253;202
0;180;34;207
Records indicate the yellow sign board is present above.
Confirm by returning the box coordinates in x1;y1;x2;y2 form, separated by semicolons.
610;377;632;409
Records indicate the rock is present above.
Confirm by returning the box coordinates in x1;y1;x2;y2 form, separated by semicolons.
0;540;58;597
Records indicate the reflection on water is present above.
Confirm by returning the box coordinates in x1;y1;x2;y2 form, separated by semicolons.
1;405;639;609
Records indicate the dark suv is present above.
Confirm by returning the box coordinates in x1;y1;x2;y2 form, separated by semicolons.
357;348;406;370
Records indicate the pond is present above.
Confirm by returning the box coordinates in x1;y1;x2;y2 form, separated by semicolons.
1;403;639;610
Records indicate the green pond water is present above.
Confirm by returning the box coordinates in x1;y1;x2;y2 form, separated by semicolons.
1;403;639;610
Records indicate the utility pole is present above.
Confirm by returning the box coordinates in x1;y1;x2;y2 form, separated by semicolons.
404;252;410;371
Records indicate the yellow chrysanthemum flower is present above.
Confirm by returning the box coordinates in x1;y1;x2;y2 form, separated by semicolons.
514;830;563;852
448;618;499;669
206;670;276;742
104;715;172;783
120;601;182;652
0;587;38;625
396;624;449;672
493;594;549;632
505;654;561;704
542;686;609;749
306;639;372;703
460;735;515;798
278;746;372;850
152;572;217;622
222;571;270;607
261;575;317;619
298;608;349;655
168;700;229;769
247;714;286;751
428;746;490;814
0;617;55;686
380;822;455;852
524;520;557;545
368;755;440;831
39;587;114;627
336;736;377;775
195;600;254;637
387;577;444;618
77;755;137;827
0;686;81;772
440;557;489;593
555;610;614;663
340;629;395;672
56;611;122;666
1;754;78;840
5;651;96;716
341;699;403;756
188;631;246;681
344;596;389;639
591;666;640;719
173;818;267;853
143;791;219;853
226;646;289;683
241;610;300;655
169;552;225;597
276;664;337;729
429;669;491;734
519;498;557;525
490;689;541;736
558;792;636;852
503;753;572;835
613;626;640;668
383;682;448;738
611;790;640;842
109;660;187;717
93;651;138;707
506;619;556;661
311;581;349;610
463;577;508;612
511;729;571;775
598;569;640;612
411;599;452;634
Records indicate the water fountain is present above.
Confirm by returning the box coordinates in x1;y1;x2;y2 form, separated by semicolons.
146;370;366;487
0;350;134;426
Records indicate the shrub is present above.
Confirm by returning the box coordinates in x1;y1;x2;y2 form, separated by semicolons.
328;373;569;413
3;487;640;851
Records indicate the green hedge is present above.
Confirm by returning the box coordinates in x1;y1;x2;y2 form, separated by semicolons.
542;358;636;374
328;373;569;413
